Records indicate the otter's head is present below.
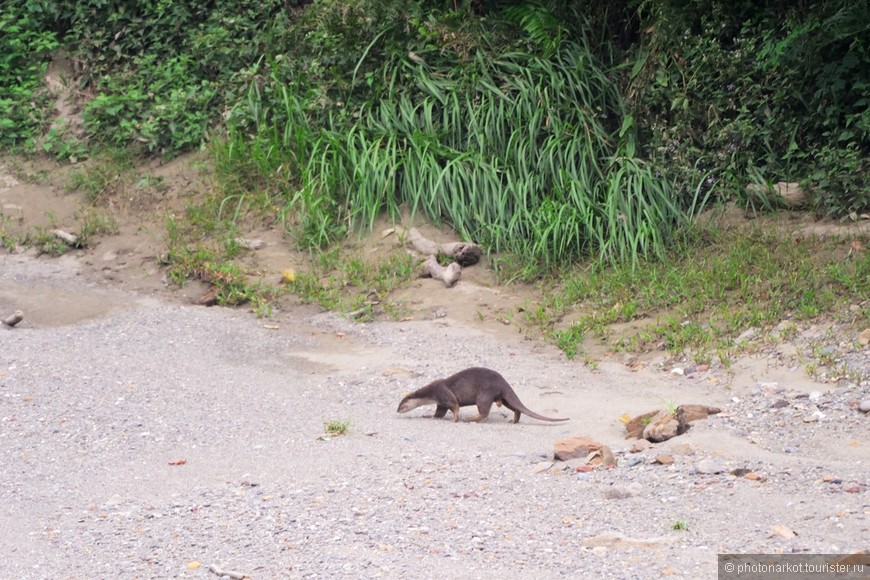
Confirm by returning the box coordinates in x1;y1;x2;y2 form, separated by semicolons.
397;392;435;413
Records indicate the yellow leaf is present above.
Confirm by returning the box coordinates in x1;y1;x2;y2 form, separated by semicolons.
619;413;632;424
281;268;296;283
187;561;201;570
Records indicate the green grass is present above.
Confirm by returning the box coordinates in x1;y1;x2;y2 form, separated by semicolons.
286;248;418;320
323;418;350;436
221;37;701;268
530;226;870;362
66;149;134;204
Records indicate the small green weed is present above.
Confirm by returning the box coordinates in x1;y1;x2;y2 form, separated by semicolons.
323;419;350;436
76;207;119;243
66;149;134;204
671;520;688;531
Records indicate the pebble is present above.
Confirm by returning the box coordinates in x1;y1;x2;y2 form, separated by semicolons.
531;461;554;474
859;400;870;413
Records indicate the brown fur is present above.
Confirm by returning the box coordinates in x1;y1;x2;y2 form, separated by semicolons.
397;367;568;423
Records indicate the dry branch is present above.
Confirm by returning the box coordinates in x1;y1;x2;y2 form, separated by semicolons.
421;256;461;287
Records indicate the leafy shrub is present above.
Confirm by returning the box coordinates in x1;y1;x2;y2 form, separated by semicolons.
629;0;870;216
0;8;58;148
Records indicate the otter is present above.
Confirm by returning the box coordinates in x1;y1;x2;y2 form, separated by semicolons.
397;367;568;423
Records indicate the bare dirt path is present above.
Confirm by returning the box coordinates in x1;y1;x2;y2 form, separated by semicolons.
2;246;869;580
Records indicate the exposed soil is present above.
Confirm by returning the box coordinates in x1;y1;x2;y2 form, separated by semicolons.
1;156;869;579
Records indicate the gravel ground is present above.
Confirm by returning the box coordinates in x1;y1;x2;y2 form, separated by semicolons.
1;253;869;580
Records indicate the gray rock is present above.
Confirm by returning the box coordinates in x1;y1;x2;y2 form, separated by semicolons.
736;327;759;343
695;459;726;475
859;400;870;413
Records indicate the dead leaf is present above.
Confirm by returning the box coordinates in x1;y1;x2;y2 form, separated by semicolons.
187;561;201;569
168;459;187;466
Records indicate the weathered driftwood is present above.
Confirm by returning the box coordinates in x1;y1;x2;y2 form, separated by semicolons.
407;228;482;267
52;229;80;246
421;255;462;288
2;310;23;327
405;227;481;287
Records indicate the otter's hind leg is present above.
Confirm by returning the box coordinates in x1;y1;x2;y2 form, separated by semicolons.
500;400;522;423
466;397;495;422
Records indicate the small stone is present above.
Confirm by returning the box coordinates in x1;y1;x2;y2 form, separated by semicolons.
858;328;870;346
744;472;763;481
736;327;759;342
643;409;687;442
670;367;685;376
630;439;652;453
859;400;870;413
771;524;797;539
433;308;447;319
235;238;266;250
771;399;789;409
654;455;674;465
803;414;819;423
677;404;721;423
845;485;865;494
554;437;602;461
586;445;618;467
532;461;554;474
757;381;780;393
547;464;569;475
696;459;726;475
809;391;822;402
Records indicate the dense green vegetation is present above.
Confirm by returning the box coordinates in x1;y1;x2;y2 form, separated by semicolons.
1;0;867;362
3;0;867;263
